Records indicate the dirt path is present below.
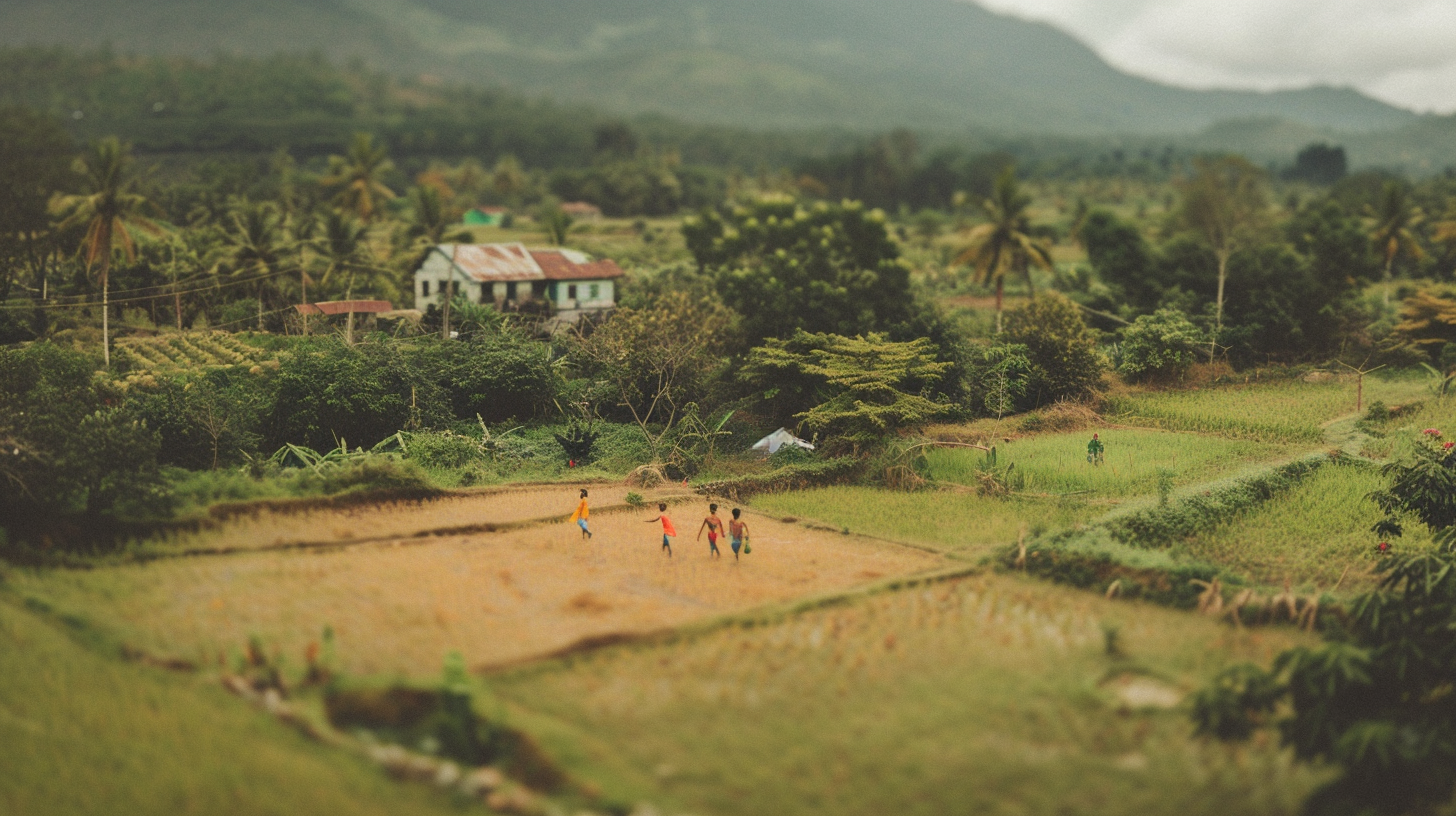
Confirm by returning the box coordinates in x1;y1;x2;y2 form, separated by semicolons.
16;505;944;677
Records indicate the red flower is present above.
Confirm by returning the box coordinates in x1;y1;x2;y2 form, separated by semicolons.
1378;541;1390;553
1423;428;1442;437
1445;442;1454;450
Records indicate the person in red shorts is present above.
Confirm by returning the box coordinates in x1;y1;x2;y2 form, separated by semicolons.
697;502;724;558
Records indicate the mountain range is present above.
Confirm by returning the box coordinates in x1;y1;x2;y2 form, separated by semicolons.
0;0;1421;138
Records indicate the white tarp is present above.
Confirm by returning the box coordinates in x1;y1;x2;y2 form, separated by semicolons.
751;428;815;455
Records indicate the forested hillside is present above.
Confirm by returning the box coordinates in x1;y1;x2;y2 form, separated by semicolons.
0;0;1416;136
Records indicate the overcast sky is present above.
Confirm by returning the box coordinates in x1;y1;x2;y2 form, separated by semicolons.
972;0;1456;113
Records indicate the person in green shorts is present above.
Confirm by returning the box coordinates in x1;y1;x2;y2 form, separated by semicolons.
645;503;677;557
1086;432;1105;465
728;508;749;561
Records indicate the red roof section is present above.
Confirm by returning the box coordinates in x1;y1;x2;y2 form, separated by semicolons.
296;300;394;315
529;251;624;281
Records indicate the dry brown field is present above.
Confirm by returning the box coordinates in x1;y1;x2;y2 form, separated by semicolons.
17;495;945;677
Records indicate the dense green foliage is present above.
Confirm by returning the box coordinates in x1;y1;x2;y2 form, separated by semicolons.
1002;293;1104;404
0;344;166;528
684;199;912;344
1117;308;1202;381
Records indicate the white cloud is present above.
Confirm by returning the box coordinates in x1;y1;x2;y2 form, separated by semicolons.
971;0;1456;112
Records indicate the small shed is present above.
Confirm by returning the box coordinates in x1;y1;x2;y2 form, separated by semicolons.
463;207;508;227
751;428;815;456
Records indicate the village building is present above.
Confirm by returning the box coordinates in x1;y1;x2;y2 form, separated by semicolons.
413;242;624;325
558;201;603;221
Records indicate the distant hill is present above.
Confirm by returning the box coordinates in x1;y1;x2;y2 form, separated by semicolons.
0;0;1418;137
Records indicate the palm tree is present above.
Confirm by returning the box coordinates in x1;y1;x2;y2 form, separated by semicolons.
51;137;164;366
217;199;291;331
313;210;386;344
954;167;1053;333
320;133;396;221
1367;182;1425;307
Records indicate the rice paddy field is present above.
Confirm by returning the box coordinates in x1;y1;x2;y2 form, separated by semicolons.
925;429;1297;498
751;487;1093;555
1105;377;1423;443
6;375;1444;815
1172;464;1434;592
9;506;944;677
490;572;1325;816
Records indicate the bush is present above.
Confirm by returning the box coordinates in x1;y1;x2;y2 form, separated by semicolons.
411;334;559;424
129;370;269;470
1369;427;1456;538
1003;293;1104;405
266;339;451;452
1117;308;1202;382
0;343;168;535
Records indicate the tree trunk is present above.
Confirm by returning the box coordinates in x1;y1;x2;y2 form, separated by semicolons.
257;282;265;331
1382;251;1394;308
345;276;355;345
99;223;112;368
300;268;308;336
1212;250;1228;361
994;276;1004;334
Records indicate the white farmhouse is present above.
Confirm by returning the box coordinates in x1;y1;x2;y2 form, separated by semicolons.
413;243;624;325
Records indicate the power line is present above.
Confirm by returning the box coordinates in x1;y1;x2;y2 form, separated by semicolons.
0;266;310;312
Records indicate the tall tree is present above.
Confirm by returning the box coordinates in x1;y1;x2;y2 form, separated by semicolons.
1367;181;1425;307
1175;155;1268;357
321;133;396;222
217;199;291;331
312;209;384;344
0;107;72;304
50;137;164;366
954;167;1053;333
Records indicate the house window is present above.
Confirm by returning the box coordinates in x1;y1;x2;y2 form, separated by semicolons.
588;283;600;300
506;282;518;301
567;284;578;300
421;280;430;297
480;285;490;304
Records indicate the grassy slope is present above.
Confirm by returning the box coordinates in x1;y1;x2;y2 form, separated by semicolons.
927;429;1297;498
750;487;1092;556
0;599;462;816
1173;465;1434;591
492;573;1325;816
1105;378;1422;444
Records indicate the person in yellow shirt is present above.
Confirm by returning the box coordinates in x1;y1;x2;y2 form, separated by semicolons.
570;488;592;539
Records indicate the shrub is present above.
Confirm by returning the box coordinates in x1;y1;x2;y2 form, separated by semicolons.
1002;293;1104;405
266;339;451;452
0;343;168;536
1117;308;1202;382
1194;542;1456;814
1369;427;1456;538
411;334;559;424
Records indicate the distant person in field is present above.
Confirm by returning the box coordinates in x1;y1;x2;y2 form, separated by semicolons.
645;502;676;556
728;508;749;561
698;503;724;558
570;488;592;539
1086;432;1105;466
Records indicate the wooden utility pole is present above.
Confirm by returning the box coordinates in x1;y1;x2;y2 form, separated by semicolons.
1336;359;1385;414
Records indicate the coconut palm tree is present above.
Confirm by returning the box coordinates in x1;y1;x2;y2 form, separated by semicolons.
1368;182;1426;307
954;167;1053;333
312;209;387;343
51;137;164;366
320;133;396;221
217;199;291;331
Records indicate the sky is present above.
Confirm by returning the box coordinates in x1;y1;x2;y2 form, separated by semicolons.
972;0;1456;113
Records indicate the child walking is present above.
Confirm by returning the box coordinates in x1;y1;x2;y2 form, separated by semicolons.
698;503;725;558
645;502;677;556
569;488;592;539
728;508;749;561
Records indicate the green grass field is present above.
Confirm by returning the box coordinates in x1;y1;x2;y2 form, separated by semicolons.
749;487;1092;555
1105;378;1422;444
1171;465;1434;592
492;573;1324;816
926;429;1296;498
0;599;461;816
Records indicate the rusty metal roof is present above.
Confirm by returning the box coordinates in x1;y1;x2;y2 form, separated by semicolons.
530;252;625;281
443;242;544;282
295;300;394;315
